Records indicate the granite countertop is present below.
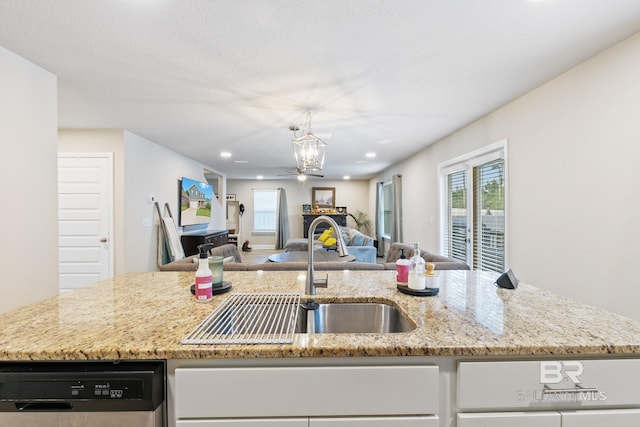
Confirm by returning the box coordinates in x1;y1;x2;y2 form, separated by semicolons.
1;270;640;361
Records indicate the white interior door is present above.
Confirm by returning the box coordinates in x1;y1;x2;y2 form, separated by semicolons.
58;153;114;293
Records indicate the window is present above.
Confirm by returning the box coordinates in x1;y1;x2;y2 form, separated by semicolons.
446;170;468;263
439;141;507;272
253;189;278;233
473;158;505;272
381;181;393;237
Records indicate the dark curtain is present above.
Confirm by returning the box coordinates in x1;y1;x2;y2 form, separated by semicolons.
375;182;384;256
275;188;290;249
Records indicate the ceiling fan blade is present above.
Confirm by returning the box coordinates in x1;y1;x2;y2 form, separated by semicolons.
314;133;332;139
276;165;323;178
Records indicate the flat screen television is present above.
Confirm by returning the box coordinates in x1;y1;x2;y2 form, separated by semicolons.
179;177;213;226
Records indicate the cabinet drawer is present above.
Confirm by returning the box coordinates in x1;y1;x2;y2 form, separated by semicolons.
458;412;560;427
561;409;640;427
458;359;640;410
176;366;438;419
177;417;438;427
311;416;439;426
177;420;307;426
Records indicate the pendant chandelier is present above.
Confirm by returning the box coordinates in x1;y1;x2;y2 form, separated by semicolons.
291;112;328;172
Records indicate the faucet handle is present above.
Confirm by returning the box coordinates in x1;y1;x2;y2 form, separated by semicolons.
313;274;329;288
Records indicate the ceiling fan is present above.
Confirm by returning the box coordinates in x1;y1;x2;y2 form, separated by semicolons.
277;167;324;181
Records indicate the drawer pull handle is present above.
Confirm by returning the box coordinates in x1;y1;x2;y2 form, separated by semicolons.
542;384;599;395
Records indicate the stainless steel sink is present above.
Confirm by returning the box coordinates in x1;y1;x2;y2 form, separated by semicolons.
296;302;415;334
183;295;415;345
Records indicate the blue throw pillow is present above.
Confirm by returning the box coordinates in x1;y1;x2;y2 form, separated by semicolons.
340;233;348;247
351;232;365;247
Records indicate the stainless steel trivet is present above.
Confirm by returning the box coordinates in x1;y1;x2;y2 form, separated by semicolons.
182;293;301;345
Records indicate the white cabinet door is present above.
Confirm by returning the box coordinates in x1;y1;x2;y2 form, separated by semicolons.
458;359;640;411
177;419;307;426
176;366;438;419
458;412;560;427
561;409;640;427
311;416;439;426
458;409;640;427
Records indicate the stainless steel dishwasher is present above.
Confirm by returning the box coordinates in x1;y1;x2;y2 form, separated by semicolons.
0;360;165;426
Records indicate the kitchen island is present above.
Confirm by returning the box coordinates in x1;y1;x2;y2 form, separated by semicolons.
1;270;639;359
1;270;640;426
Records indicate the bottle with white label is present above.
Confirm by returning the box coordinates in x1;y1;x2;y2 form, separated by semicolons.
195;243;214;302
408;243;426;290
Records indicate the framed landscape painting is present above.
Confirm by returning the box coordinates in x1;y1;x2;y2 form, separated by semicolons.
312;187;335;208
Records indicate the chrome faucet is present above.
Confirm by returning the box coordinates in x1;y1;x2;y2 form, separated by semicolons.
305;215;349;296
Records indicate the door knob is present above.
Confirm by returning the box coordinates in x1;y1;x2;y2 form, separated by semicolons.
100;237;108;243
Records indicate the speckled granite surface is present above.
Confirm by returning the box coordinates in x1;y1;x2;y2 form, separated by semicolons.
1;270;640;360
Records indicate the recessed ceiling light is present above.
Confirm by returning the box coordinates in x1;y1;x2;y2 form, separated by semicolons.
365;152;376;158
256;175;264;180
220;151;232;158
343;175;351;180
233;160;248;164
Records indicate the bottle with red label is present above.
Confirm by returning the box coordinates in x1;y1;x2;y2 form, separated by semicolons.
195;243;215;302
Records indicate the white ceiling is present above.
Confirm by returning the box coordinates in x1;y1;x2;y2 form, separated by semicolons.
2;1;640;180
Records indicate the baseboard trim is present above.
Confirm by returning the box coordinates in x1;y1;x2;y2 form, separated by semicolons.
247;245;276;250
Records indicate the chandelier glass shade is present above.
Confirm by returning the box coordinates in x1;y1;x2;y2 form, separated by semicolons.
291;112;327;172
292;133;327;171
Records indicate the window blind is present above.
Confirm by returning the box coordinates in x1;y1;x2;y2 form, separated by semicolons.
473;159;505;272
446;170;468;263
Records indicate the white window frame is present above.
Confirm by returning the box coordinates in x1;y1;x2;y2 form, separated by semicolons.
252;188;278;234
437;139;509;270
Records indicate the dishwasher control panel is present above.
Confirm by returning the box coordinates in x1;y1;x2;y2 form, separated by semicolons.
0;361;165;412
1;378;144;401
82;379;144;399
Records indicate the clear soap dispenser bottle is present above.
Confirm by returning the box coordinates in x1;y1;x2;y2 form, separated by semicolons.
408;243;426;290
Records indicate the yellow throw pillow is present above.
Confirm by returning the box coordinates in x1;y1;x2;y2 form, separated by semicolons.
317;228;333;242
323;237;337;247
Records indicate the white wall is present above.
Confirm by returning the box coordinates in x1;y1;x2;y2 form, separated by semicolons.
123;131;225;272
373;32;640;321
0;45;58;313
227;179;371;248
